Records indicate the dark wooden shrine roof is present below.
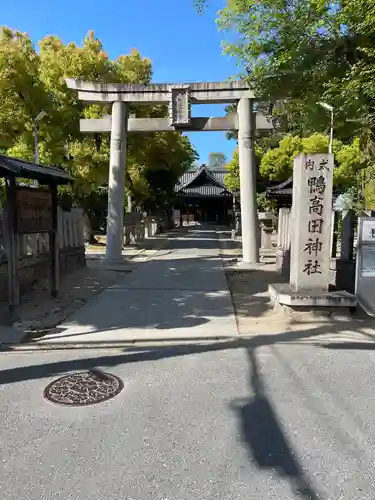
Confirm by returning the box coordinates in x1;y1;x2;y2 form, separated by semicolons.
175;165;232;198
266;177;293;199
266;176;341;204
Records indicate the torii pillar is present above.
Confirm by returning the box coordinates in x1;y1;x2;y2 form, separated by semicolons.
238;98;259;264
106;101;128;261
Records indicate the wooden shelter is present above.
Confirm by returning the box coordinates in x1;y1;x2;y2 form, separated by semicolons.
0;155;72;310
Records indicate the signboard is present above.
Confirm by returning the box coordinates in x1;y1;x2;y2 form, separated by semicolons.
290;153;334;291
15;187;53;233
362;219;375;242
361;246;375;277
169;87;191;127
356;217;375;315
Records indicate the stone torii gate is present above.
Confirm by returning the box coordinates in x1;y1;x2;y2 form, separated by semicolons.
66;79;274;264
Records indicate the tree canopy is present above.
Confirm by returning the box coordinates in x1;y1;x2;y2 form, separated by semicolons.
208;152;227;168
216;1;375;131
224;133;362;198
0;27;198;217
207;0;375;208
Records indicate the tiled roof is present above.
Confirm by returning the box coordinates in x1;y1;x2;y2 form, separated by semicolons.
266;177;293;196
176;165;231;197
266;176;341;199
177;185;231;198
178;166;227;187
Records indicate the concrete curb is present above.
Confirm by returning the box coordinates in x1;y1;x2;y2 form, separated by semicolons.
1;335;241;352
4;332;375;352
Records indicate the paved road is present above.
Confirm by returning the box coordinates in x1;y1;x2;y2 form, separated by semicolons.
2;228;375;499
2;341;375;499
37;228;237;345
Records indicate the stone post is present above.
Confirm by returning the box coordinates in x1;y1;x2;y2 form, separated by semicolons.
66;212;74;247
57;206;64;249
72;208;84;246
290;153;334;292
340;210;356;261
275;208;291;276
62;211;69;248
238;98;259;264
106;101;128;262
276;210;284;249
329;210;338;257
127;195;133;213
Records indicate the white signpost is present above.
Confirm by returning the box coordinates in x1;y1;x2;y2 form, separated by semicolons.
356;217;375;314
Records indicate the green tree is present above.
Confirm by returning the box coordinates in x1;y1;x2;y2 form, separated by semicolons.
224;148;240;193
224;140;268;193
224;132;362;200
208;152;227;168
216;1;375;164
259;132;362;186
0;27;49;152
192;0;375;206
0;27;197;222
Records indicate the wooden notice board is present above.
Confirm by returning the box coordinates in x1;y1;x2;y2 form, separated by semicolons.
15;187;53;233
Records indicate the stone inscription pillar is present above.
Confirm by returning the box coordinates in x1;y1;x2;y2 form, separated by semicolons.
106;101;128;262
238;98;259;264
290;153;334;291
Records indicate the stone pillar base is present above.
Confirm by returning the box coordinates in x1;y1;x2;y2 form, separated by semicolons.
268;282;356;309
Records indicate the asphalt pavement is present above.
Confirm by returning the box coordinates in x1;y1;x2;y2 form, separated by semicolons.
1;227;375;499
2;341;375;499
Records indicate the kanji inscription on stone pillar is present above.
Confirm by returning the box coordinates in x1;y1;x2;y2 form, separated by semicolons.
169;87;191;127
290;153;334;292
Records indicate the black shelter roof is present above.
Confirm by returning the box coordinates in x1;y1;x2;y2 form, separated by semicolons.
0;155;73;184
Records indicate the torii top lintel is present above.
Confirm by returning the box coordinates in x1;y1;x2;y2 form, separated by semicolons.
65;78;255;104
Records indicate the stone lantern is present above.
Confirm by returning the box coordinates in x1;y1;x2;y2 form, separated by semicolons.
258;211;277;251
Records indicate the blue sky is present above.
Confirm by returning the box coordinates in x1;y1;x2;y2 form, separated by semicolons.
1;0;242;164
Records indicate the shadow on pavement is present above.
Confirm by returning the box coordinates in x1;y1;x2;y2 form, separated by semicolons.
17;227;275;342
3;322;375;384
233;348;321;499
3;323;375;498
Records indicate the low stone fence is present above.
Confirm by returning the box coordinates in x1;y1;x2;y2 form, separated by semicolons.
0;207;85;301
123;214;173;245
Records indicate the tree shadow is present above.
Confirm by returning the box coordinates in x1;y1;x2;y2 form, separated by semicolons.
232;348;322;499
3;321;375;385
17;227;278;342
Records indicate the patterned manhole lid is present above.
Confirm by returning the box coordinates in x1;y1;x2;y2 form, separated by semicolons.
44;370;123;406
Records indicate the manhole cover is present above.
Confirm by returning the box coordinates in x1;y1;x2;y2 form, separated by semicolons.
44;370;123;406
